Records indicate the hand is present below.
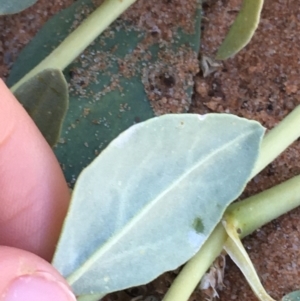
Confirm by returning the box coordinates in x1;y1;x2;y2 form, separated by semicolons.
0;80;75;300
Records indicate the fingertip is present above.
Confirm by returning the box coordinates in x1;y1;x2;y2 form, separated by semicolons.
2;275;76;301
0;247;75;301
0;80;70;260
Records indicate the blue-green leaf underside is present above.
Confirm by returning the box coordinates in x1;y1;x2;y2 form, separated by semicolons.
7;0;201;186
282;291;300;301
0;0;38;15
52;113;264;297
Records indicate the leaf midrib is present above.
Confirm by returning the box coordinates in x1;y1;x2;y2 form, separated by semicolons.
66;128;256;287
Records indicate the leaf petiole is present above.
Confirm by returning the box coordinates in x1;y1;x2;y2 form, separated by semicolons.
222;219;275;301
163;105;300;301
10;0;138;92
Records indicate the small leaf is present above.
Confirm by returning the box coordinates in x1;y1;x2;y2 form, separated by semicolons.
216;0;264;60
7;0;201;186
282;291;300;301
13;69;69;147
52;114;264;297
0;0;38;15
222;220;275;301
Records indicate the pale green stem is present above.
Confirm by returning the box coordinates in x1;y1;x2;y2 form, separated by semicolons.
222;175;300;301
162;223;227;301
163;174;300;301
226;174;300;238
163;105;300;301
251;105;300;177
10;0;137;92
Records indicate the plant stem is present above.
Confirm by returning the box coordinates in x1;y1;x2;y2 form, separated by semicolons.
162;223;227;301
163;174;300;301
226;174;300;238
163;105;300;301
10;0;137;92
251;105;300;177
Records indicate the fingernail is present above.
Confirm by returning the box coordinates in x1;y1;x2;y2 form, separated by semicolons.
2;274;76;301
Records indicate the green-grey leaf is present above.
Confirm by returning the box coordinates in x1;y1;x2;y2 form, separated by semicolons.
52;113;265;297
13;69;69;147
216;0;264;60
0;0;38;15
77;294;105;301
282;291;300;301
7;0;201;186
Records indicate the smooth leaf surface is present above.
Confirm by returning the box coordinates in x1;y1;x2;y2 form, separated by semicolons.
13;69;69;147
282;291;300;301
216;0;264;60
7;0;201;186
77;294;104;301
0;0;38;15
52;113;264;297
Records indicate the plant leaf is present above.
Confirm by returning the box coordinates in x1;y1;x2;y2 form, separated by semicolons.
52;113;265;297
282;291;300;301
77;294;105;301
7;0;201;186
216;0;264;60
0;0;38;15
222;220;275;301
13;69;69;147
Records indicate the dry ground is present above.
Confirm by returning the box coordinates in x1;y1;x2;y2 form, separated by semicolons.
1;0;299;300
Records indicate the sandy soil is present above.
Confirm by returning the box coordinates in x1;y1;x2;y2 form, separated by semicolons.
1;0;299;300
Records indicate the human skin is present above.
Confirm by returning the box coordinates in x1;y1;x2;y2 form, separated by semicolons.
0;247;75;301
0;79;70;261
0;80;74;300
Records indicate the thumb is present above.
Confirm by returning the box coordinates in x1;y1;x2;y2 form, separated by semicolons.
0;246;75;301
0;80;70;261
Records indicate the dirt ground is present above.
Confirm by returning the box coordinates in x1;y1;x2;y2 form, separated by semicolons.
1;0;300;301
